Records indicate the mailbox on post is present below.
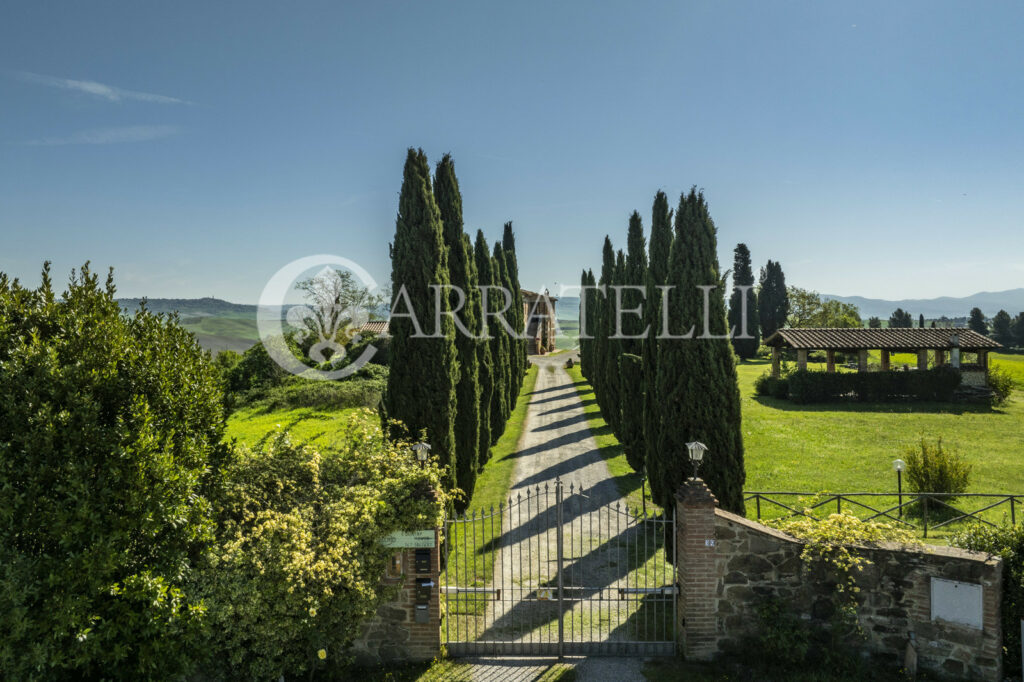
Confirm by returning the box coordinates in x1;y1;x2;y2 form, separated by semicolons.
415;577;434;604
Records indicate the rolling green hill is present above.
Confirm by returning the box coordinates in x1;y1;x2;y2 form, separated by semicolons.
118;298;265;354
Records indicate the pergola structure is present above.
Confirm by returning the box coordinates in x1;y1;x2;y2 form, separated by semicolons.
763;328;1001;378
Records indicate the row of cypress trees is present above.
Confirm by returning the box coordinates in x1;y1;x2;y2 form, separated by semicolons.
579;188;746;514
384;148;526;508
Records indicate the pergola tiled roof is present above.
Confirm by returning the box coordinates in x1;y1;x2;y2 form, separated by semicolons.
359;320;389;335
764;328;1001;352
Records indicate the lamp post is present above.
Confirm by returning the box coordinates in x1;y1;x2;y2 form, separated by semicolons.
893;458;905;518
412;442;431;469
686;441;708;481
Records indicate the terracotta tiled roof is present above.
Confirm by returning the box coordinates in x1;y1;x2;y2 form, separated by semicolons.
764;327;1001;351
359;320;389;335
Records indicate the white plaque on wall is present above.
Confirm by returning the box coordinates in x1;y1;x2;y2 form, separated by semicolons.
930;578;983;630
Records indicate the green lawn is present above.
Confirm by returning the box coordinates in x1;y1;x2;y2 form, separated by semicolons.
225;405;370;449
565;353;1024;538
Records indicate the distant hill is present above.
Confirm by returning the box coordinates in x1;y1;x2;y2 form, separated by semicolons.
118;297;266;354
822;289;1024;319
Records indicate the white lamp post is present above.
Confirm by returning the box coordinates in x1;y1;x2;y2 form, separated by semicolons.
412;442;431;468
686;441;708;480
893;458;906;518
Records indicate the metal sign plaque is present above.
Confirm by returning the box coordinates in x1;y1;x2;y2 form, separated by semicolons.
930;578;983;629
382;530;435;549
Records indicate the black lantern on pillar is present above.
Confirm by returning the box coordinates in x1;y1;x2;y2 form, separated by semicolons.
686;441;708;480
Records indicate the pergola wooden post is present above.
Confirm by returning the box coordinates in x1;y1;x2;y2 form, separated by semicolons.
935;350;946;366
797;349;808;371
978;350;989;372
917;350;928;370
880;350;891;372
857;349;868;372
826;350;836;373
771;347;781;378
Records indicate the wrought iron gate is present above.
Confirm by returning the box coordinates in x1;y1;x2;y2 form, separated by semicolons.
442;479;676;657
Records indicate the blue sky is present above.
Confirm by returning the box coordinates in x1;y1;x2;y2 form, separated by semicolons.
2;1;1023;302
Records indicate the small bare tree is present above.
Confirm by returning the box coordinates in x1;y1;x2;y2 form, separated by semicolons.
289;267;385;364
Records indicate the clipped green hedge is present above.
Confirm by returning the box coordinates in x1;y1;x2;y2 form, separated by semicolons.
781;367;962;403
753;373;790;399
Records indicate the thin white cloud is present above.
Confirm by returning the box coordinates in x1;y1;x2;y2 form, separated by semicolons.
14;71;192;105
23;125;180;146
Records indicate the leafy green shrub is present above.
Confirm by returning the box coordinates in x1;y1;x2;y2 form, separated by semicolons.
0;264;226;679
950;523;1024;676
236;375;387;412
754;372;789;398
904;438;971;504
196;416;447;680
227;338;290;392
988;364;1017;406
618;353;645;471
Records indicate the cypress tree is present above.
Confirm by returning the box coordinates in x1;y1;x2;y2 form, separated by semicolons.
622;211;648;355
493;242;514;426
474;231;503;447
644;191;673;503
594;237;616;408
619;353;645;471
728;244;760;360
757;260;789;340
968;307;988;335
603;249;626;436
919;313;926;329
582;268;597;377
385;148;458;490
654;188;745;514
502;223;525;392
473;234;494;464
435;155;479;504
579;269;590;377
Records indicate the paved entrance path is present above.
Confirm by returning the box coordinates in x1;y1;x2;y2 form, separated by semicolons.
466;353;646;682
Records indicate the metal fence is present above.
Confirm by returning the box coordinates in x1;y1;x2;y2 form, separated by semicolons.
442;479;676;657
745;491;1022;537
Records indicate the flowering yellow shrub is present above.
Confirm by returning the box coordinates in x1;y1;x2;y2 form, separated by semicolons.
195;412;448;680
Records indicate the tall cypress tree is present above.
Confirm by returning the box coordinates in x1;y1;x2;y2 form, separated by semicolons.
472;233;494;464
728;244;760;359
493;242;514;426
594;237;616;408
474;231;504;447
435;155;479;504
582;268;597;377
385;148;458;490
579;269;590;377
502;223;525;393
757;260;789;340
603;249;626;436
475;231;507;444
644;191;673;503
654;188;745;514
622;211;648;355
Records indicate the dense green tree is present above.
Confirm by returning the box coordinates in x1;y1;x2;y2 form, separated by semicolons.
0;264;226;678
621;211;648;356
654;189;745;515
594;236;616;408
475;235;495;462
581;268;597;377
757;260;789;340
1013;312;1024;349
643;191;673;502
618;353;645;471
384;148;458;489
787;288;862;328
727;243;759;359
579;269;591;377
477;233;509;444
919;313;926;328
888;308;913;328
968;307;989;336
991;309;1014;346
603;249;626;436
868;316;882;329
435;155;480;504
493;242;514;426
502;223;526;393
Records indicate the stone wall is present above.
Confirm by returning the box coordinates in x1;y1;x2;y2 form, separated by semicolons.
961;369;988;388
349;538;442;665
676;481;1004;681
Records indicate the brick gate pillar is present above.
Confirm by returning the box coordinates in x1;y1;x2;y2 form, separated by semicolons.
675;479;719;661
